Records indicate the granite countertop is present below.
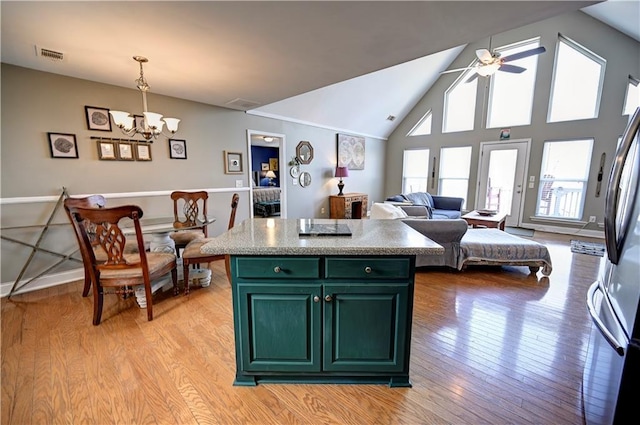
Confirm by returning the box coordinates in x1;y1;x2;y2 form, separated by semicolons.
201;218;444;256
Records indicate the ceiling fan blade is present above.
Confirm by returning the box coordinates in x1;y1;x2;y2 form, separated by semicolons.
440;67;474;75
465;72;479;83
501;46;546;63
499;64;527;74
476;49;493;64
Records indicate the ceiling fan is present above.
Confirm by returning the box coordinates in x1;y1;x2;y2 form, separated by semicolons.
441;45;546;83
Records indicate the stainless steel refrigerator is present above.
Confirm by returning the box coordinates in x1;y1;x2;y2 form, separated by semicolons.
583;107;640;424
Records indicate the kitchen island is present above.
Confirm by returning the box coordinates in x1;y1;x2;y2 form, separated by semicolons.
201;218;443;387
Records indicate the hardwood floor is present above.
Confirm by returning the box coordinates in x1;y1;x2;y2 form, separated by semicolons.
1;231;604;424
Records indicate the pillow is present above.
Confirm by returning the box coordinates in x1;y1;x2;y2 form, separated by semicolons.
385;195;407;202
370;203;409;219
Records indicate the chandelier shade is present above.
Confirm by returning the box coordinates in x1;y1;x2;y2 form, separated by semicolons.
109;56;180;140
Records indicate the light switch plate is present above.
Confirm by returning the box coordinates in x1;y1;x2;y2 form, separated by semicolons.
235;180;243;188
528;182;535;189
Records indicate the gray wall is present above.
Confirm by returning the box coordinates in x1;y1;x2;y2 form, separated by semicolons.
385;11;640;233
0;64;386;292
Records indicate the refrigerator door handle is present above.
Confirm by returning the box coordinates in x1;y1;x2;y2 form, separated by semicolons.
605;107;640;264
587;280;626;356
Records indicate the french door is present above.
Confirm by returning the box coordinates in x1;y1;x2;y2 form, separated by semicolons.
476;139;530;228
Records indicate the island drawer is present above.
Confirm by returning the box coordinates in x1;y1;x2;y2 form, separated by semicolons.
234;257;320;279
325;257;410;279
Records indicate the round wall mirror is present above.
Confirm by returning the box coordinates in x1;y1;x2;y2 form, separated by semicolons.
296;141;314;164
299;171;312;188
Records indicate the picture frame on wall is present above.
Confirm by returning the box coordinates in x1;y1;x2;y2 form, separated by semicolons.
97;140;116;160
261;162;270;171
269;158;279;171
136;144;152;161
48;132;79;159
117;141;135;161
224;151;243;174
85;106;112;131
134;115;145;134
169;139;187;159
337;133;365;170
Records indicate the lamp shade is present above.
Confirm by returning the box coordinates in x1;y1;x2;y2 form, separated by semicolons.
265;170;277;179
335;166;349;178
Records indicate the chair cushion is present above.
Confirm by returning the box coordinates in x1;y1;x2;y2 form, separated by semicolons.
170;230;205;245
182;238;216;259
98;253;176;280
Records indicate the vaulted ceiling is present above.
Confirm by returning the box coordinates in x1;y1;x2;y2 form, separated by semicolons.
5;1;633;140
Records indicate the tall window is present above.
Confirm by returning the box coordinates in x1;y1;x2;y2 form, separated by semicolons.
443;68;478;133
623;76;640;116
548;35;606;123
402;149;430;193
407;110;432;136
439;146;472;208
536;139;593;220
486;38;541;128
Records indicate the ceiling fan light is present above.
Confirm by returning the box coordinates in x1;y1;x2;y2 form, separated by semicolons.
164;117;180;133
477;63;500;77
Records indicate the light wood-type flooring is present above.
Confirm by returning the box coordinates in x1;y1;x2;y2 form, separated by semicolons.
2;231;605;424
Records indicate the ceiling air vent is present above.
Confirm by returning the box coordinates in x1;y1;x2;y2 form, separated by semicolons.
35;46;65;62
225;98;261;110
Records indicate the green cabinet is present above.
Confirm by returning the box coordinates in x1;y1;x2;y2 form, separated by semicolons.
231;255;415;387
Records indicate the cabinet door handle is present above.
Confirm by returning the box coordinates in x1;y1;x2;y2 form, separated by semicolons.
313;295;320;303
324;294;332;302
364;266;372;274
273;266;282;273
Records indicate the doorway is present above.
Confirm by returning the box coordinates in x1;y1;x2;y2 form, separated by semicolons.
476;139;530;228
246;130;287;218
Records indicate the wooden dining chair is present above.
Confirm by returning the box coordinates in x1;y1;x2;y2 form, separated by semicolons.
64;195;139;297
68;204;178;325
170;191;209;257
181;193;239;295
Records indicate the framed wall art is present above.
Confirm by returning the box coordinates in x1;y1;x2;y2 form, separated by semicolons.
269;157;279;171
97;140;116;160
136;144;152;161
85;106;112;131
261;162;270;171
337;133;365;170
48;132;78;158
117;141;135;161
134;115;145;132
169;139;187;159
224;151;243;174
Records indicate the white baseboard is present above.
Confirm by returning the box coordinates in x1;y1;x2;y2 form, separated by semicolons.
1;268;84;298
525;223;604;239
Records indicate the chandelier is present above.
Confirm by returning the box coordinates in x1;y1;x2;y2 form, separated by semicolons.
109;56;180;140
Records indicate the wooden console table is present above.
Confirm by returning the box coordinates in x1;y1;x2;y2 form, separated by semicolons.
329;193;368;219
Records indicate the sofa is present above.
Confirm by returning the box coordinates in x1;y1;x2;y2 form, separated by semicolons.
385;192;463;219
253;187;281;217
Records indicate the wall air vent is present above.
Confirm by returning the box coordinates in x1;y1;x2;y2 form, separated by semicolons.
225;98;262;110
35;46;65;62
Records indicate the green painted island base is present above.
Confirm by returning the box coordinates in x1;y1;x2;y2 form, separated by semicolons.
234;374;412;388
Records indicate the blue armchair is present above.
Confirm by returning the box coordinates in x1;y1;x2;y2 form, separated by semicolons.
386;192;463;219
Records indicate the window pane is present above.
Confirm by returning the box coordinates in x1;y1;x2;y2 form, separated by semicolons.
439;146;472;208
407;110;432;136
548;36;606;123
536;139;593;219
487;39;540;128
443;69;477;133
402;149;429;193
623;77;640;116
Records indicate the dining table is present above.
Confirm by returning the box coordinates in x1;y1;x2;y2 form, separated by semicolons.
122;217;216;308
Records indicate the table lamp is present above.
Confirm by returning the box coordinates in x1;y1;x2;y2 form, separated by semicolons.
265;170;277;186
335;166;349;196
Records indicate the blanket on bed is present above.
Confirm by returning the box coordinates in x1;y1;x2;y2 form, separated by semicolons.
459;229;552;276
